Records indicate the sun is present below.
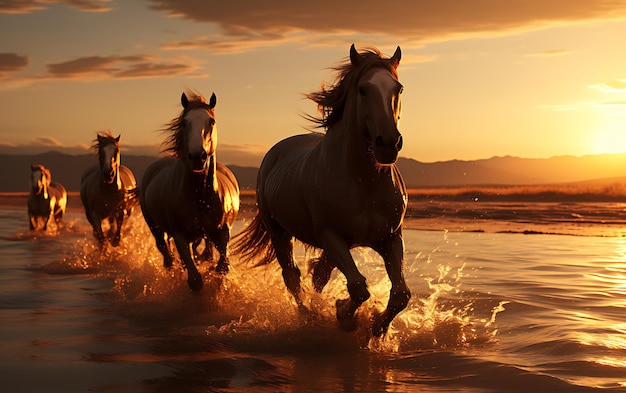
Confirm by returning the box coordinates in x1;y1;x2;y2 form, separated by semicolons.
592;128;626;155
592;110;626;155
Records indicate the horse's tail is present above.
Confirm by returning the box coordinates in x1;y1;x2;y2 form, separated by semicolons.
231;212;276;266
124;186;140;216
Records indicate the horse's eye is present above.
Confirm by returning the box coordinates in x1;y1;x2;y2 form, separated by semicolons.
358;86;366;96
398;86;404;95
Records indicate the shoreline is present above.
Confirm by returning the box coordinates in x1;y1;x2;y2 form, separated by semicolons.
7;192;626;238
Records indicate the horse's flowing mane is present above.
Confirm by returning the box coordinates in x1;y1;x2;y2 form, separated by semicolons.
91;131;119;157
305;47;399;131
162;91;214;158
31;164;51;181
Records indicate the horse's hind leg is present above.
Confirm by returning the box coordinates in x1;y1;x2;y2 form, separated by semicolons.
371;231;411;336
146;223;174;268
270;227;304;309
193;238;213;264
312;251;335;292
211;226;230;275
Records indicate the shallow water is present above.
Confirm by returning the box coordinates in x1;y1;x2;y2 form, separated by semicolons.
1;204;626;392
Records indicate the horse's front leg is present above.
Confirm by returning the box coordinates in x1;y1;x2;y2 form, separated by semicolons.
87;212;106;245
111;209;124;247
322;234;370;331
42;213;50;231
173;235;203;291
371;231;411;337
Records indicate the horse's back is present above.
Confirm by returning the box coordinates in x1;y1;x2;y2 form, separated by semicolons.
48;182;67;220
49;181;67;207
258;133;322;193
80;165;99;207
140;157;177;196
139;157;179;222
119;165;137;191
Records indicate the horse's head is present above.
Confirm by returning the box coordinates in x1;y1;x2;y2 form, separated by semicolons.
96;133;121;184
30;164;50;197
351;45;403;165
180;91;217;172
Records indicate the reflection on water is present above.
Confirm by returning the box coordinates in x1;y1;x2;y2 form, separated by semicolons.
2;206;626;392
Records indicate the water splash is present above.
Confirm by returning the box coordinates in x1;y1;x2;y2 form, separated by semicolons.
41;215;505;355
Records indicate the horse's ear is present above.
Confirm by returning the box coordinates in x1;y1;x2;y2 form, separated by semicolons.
209;93;217;109
115;135;120;142
350;43;361;66
181;92;189;109
390;46;401;69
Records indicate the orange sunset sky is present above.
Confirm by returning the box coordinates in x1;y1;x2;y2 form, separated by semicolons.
2;1;626;166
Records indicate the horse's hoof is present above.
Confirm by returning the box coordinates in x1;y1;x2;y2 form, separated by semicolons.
370;313;389;337
214;261;229;275
336;298;358;332
188;274;204;291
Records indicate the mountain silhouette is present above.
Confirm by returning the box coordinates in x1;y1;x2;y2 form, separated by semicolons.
3;151;626;192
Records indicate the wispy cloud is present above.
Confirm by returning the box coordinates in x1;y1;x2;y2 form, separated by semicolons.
0;53;29;77
525;49;572;58
44;54;204;80
0;137;89;155
0;0;112;14
589;79;626;93
0;53;206;87
149;0;626;53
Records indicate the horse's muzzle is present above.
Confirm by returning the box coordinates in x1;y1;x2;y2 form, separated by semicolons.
374;134;402;165
188;150;209;172
102;170;115;184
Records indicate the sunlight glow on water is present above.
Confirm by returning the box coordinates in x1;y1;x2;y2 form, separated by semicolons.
4;205;626;391
40;215;502;356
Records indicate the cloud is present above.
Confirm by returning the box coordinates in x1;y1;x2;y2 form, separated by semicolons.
589;79;626;93
0;0;112;14
43;54;204;80
0;138;89;155
31;136;63;147
525;49;572;58
595;101;626;107
0;53;29;72
149;1;626;53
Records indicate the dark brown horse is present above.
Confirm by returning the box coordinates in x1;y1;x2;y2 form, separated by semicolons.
80;132;138;247
28;164;67;230
139;91;240;291
232;45;409;336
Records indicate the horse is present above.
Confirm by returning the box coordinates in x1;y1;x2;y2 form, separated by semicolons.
80;132;138;247
139;91;240;291
27;164;67;231
232;45;410;336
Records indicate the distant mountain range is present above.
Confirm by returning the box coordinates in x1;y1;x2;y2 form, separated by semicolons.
2;151;626;192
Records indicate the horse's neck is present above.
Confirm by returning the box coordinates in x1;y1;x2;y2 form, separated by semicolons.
324;117;386;179
187;155;219;197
